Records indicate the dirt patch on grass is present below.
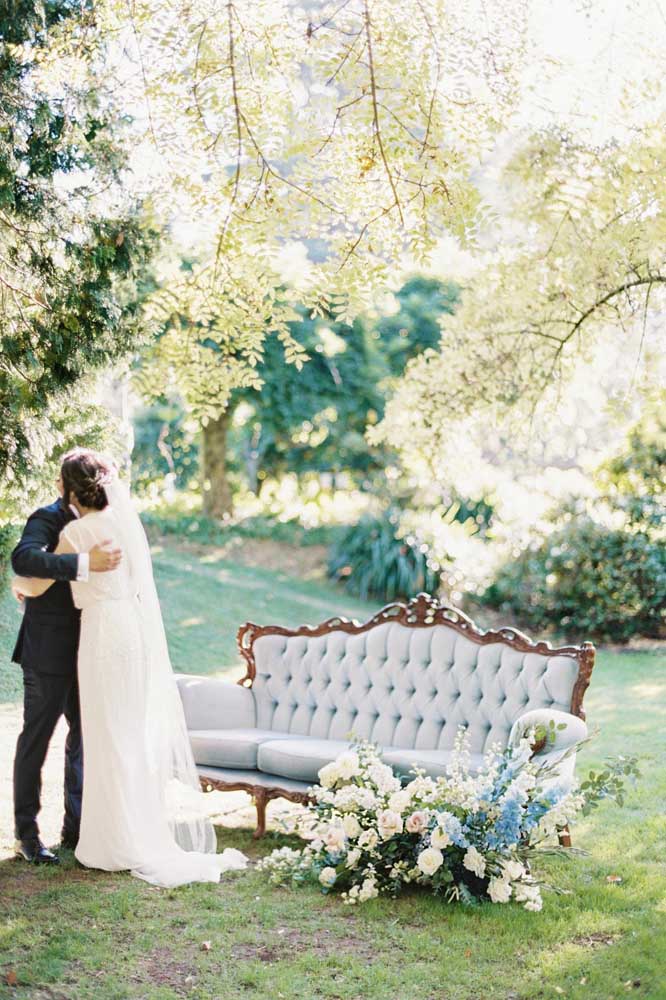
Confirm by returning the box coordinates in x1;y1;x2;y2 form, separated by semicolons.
132;946;199;996
231;925;376;963
571;931;620;948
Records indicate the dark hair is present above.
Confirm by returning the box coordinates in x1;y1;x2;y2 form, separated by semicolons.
60;448;113;511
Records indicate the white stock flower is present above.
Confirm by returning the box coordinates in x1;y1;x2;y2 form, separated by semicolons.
463;846;486;878
335;751;361;780
342;814;362;839
319;866;337;886
377;809;404;840
417;847;444;876
334;785;379;813
368;763;401;794
488;877;512;903
405;810;428;834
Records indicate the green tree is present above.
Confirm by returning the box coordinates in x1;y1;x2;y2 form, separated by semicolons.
0;0;155;519
137;277;457;515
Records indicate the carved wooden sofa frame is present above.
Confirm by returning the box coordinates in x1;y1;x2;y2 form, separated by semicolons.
196;593;595;840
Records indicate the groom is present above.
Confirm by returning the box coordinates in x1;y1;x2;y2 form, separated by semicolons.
11;473;122;864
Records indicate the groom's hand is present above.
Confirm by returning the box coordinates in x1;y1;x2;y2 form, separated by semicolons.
89;540;122;573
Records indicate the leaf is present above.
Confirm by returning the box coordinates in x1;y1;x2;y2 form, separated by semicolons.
5;970;18;987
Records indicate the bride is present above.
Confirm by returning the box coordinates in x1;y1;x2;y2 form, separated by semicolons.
13;448;247;887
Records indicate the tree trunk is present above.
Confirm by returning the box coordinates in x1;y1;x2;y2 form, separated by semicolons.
202;409;233;518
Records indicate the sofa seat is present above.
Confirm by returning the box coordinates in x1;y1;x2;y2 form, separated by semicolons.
383;747;485;781
256;736;486;784
189;728;298;770
257;738;352;783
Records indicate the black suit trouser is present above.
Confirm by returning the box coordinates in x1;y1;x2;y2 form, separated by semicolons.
13;667;83;842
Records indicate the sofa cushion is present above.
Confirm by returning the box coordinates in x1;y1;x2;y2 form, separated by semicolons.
382;747;485;781
257;736;486;785
189;729;298;770
257;738;353;783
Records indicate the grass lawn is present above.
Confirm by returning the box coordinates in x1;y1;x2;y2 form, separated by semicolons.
1;543;665;1000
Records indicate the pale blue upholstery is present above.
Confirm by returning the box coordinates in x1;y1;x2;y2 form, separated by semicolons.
250;623;580;754
177;675;255;730
257;737;354;783
177;618;588;821
189;729;298;770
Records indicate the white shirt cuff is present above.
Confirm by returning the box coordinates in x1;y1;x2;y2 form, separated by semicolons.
77;553;90;582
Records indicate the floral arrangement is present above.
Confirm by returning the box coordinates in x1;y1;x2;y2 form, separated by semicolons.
258;728;637;911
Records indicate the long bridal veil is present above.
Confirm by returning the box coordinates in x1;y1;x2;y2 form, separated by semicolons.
104;476;217;854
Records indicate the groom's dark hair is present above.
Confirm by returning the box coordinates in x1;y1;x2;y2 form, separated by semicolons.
61;448;113;510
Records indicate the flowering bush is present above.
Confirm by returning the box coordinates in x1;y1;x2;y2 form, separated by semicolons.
258;732;637;911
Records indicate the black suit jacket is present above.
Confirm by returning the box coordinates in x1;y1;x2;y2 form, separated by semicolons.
11;499;81;675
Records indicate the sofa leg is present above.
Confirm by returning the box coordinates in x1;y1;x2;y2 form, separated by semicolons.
253;789;268;839
558;825;572;848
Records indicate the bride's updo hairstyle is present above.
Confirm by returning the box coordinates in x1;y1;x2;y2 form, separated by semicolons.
61;448;114;511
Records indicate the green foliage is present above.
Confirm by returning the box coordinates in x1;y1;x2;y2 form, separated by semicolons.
0;0;156;513
0;522;18;592
141;506;341;550
328;511;441;603
596;409;666;530
131;401;199;494
580;756;642;815
231;278;456;490
483;514;666;641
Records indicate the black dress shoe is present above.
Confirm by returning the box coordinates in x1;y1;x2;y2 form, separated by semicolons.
59;830;79;851
14;838;60;865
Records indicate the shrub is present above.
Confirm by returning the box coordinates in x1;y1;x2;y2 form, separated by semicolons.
483;515;666;642
328;511;441;602
0;523;18;594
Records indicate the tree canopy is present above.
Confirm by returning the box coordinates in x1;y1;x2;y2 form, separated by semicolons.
0;0;154;514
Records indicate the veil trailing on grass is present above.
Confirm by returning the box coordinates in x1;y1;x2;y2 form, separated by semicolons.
104;476;217;854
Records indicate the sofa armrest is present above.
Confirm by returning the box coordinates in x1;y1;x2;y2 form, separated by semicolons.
175;674;256;731
509;708;588;793
509;708;588;755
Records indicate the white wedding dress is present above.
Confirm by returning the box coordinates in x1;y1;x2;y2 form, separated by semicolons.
61;497;247;887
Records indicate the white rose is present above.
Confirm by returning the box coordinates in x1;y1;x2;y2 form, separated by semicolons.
463;846;486;878
405;810;428;834
502;859;525;882
430;826;452;849
323;825;346;852
358;828;379;850
319;866;337;886
388;789;412;813
345;848;361;869
488;877;512;904
417;847;444;876
358;877;379;902
377;809;404;840
318;762;338;788
342;814;362;839
335;751;361;780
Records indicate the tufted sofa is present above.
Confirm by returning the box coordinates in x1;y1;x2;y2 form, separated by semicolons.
176;594;595;838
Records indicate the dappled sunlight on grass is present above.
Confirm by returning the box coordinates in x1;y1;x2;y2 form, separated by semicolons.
1;542;665;997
